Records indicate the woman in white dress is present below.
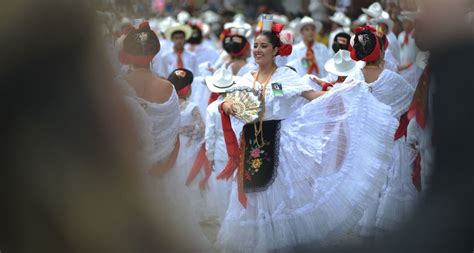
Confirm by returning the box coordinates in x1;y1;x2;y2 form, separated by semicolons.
347;27;419;237
119;23;212;251
216;24;399;252
118;22;181;174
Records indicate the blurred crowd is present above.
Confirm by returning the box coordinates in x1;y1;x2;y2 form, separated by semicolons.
1;0;473;252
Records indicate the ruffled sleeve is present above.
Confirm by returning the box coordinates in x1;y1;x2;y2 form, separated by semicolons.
370;70;415;118
263;67;313;120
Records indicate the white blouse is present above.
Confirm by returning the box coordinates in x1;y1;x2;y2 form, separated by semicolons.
240;66;313;121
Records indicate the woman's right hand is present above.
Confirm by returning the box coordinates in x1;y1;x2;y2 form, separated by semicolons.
222;101;236;115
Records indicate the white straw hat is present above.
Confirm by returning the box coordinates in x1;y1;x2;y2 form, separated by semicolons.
297;16;323;33
164;23;192;40
330;12;351;27
369;11;394;32
324;50;359;77
205;67;243;93
398;11;417;22
177;10;191;24
362;2;384;18
353;14;368;27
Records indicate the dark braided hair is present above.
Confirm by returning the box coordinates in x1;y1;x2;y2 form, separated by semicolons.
123;27;160;57
332;32;351;53
259;31;281;49
352;29;384;64
187;26;203;45
222;35;248;58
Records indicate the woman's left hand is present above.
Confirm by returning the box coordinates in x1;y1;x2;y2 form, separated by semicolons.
309;75;324;86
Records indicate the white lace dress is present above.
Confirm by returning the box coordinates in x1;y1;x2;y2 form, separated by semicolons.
121;81;212;251
216;67;399;252
159;100;209;208
351;69;419;236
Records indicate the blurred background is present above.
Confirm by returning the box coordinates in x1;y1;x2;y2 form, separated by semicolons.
1;0;473;252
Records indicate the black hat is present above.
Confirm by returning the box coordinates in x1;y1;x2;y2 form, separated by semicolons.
167;68;194;91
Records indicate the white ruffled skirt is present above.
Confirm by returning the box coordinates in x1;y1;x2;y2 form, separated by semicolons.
357;138;419;237
216;83;399;252
157;136;213;251
206;159;234;223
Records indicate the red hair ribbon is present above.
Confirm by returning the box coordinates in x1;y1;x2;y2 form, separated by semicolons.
230;41;250;57
353;25;376;34
139;21;150;30
176;85;191;98
350;26;381;62
220;28;232;41
121;24;135;36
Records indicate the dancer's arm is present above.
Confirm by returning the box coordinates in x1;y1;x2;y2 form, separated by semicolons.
302;90;326;101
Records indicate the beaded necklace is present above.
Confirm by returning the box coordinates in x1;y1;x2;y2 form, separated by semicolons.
251;65;277;148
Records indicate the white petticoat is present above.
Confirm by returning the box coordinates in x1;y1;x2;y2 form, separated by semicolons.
216;82;399;252
357;138;419;237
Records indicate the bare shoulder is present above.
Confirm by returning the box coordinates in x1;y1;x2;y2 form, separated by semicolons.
147;76;174;104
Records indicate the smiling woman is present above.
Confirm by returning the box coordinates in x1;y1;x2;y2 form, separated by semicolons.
216;21;399;252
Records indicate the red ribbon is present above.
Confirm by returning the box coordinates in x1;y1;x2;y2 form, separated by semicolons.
306;41;320;75
412;153;422;191
230;41;250;57
407;66;430;128
176;85;190;98
217;102;247;208
353;25;376;34
186;144;212;190
208;92;220;105
350;26;381;63
121;24;135;36
322;82;334;91
394;112;409;140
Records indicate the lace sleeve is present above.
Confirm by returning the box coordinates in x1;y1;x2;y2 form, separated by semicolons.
179;105;205;143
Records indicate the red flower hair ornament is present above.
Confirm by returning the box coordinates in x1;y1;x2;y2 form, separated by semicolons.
270;23;293;57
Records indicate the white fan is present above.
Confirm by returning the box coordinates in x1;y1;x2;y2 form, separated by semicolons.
224;87;263;124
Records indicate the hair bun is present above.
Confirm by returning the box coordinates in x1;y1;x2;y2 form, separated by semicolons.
138;21;150;30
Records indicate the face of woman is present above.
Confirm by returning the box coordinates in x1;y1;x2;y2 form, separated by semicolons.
253;35;277;67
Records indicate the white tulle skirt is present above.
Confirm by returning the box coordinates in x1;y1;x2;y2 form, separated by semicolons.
357;138;419;237
216;83;399;252
157;136;213;251
206;159;233;223
375;138;419;231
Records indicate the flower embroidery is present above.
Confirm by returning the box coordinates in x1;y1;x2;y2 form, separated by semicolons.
244;170;252;181
252;159;262;170
250;148;261;158
245;138;269;179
